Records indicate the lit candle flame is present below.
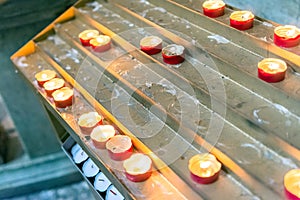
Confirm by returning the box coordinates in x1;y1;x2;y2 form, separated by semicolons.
211;2;220;9
86;32;96;38
242;12;251;20
86;118;94;124
41;73;48;79
47;82;55;87
96;37;104;43
189;153;222;182
199;161;213;177
204;0;224;9
56;92;64;99
200;161;211;169
268;63;280;70
286;28;296;37
100;132;109;139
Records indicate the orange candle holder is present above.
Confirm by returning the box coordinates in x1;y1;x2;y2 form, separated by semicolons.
90;125;116;149
89;35;112;52
274;25;300;48
230;11;254;30
140;36;163;55
52;87;73;108
35;70;57;87
78;112;103;135
106;135;133;161
258;58;287;83
202;0;226;18
284;169;300;200
123;153;152;182
162;44;185;64
188;153;222;184
43;78;65;97
78;30;99;46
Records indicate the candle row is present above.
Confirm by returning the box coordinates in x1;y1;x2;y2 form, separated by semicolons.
78;111;222;184
77;107;223;185
79;29;186;65
202;0;300;48
140;36;185;65
35;70;153;183
202;0;254;30
79;30;112;52
203;0;292;82
35;70;152;183
78;111;153;182
35;70;73;108
141;35;288;82
80;110;223;184
71;143;125;199
78;29;289;83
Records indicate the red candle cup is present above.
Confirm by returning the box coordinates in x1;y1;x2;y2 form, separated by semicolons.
284;169;300;200
162;44;185;64
140;36;163;55
123;153;152;182
78;112;103;135
202;0;225;18
258;58;287;83
35;70;57;87
89;35;112;52
52;87;73;108
43;78;65;97
78;30;99;46
230;11;254;30
90;125;116;149
106;135;133;161
274;25;300;48
189;153;222;184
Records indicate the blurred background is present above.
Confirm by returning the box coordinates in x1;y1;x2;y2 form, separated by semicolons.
0;0;299;199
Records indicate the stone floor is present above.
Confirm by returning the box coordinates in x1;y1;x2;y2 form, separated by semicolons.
4;181;96;200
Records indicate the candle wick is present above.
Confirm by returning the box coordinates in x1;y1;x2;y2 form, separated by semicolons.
242;13;251;19
98;179;104;182
268;63;280;70
211;2;220;9
110;190;117;195
286;29;296;37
